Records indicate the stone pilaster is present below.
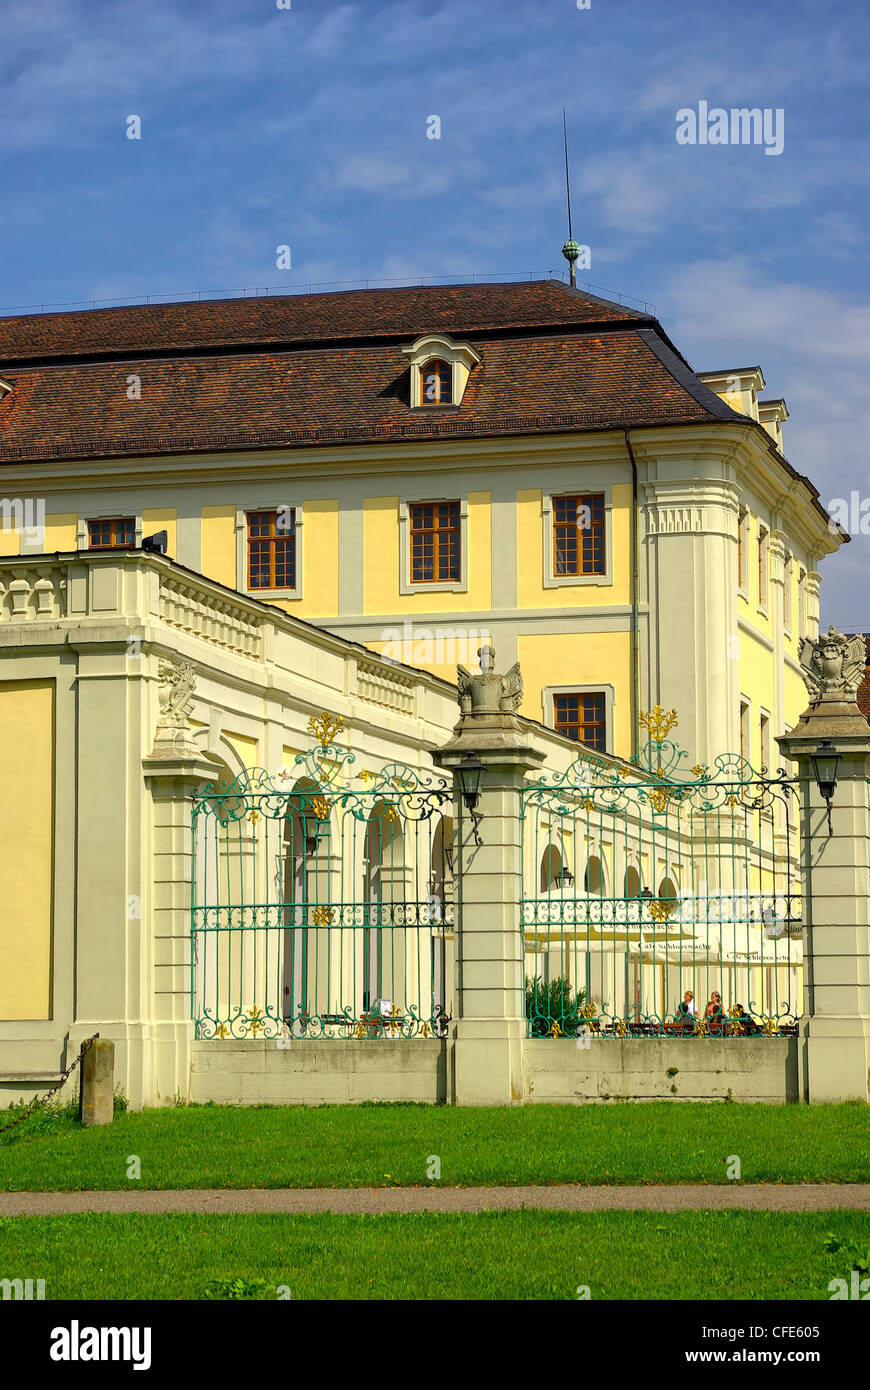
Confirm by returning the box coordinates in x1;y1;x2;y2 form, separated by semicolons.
433;645;544;1105
778;627;870;1103
142;752;220;1104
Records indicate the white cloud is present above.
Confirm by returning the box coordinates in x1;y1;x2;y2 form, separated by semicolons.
660;257;870;624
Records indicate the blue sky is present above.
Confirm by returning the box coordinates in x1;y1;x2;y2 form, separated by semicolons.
1;0;868;623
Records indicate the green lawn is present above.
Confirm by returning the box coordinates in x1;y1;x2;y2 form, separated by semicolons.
1;1210;867;1299
1;1100;867;1189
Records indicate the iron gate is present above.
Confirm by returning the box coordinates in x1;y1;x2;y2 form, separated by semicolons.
521;711;803;1039
191;742;454;1040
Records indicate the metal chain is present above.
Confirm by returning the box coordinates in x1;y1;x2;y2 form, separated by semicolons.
0;1034;100;1137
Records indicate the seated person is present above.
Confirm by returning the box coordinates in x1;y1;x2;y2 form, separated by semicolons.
705;991;724;1032
675;991;697;1027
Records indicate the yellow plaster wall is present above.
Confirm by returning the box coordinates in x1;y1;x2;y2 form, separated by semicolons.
224;731;259;768
516;484;632;608
0;680;54;1019
142;507;177;560
784;666;808;733
42;513;78;552
200;504;237;589
738;631;775;765
517;631;633;757
714;389;745;415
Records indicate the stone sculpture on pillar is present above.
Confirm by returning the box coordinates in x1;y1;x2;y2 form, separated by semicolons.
457;643;523;714
786;626;869;743
150;658;200;758
445;644;530;753
799;626;865;704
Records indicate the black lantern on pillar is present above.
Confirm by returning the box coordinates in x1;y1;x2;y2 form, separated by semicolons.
457;755;484;846
810;740;841;837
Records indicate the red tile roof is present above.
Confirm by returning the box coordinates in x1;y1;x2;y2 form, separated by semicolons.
0;331;722;463
0;280;751;465
0;280;648;364
0;274;833;553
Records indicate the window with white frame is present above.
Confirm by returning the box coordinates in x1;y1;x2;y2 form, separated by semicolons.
236;503;302;597
739;699;751;763
543;487;612;588
760;710;771;772
783;553;793;632
757;525;770;611
78;514;143;551
544;685;614;753
398;496;468;594
737;507;750;594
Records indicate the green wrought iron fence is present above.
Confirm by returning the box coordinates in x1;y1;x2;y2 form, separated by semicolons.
191;745;454;1039
521;712;803;1039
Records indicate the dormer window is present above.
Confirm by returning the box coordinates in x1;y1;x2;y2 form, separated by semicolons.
0;376;12;401
422;360;452;404
402;334;481;409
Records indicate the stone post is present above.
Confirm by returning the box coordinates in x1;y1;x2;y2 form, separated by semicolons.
778;626;870;1103
142;658;220;1104
80;1039;115;1127
433;645;544;1105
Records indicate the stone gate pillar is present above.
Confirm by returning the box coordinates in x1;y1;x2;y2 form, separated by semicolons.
433;645;544;1105
778;626;870;1104
142;658;219;1104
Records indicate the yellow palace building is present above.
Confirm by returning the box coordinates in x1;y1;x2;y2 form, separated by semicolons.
0;279;841;765
0;278;846;1104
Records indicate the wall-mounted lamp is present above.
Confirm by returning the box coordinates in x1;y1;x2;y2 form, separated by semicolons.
457;755;484;847
810;739;840;837
554;868;574;888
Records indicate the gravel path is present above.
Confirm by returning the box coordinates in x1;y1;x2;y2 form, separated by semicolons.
1;1184;868;1216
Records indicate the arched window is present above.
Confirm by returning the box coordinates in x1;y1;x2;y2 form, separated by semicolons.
540;844;563;893
624;865;640;898
363;801;407;1012
585;856;603;894
282;779;329;1028
657;875;680;919
420;359;453;404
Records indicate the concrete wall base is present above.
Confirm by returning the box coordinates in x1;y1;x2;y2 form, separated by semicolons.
0;1036;812;1109
189;1039;448;1105
523;1037;799;1104
182;1037;798;1108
